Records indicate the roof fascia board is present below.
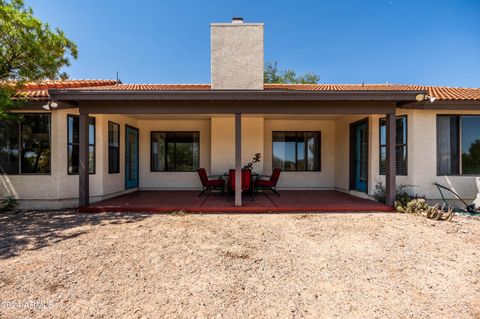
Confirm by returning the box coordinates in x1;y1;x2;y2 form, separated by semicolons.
49;89;426;102
398;100;480;110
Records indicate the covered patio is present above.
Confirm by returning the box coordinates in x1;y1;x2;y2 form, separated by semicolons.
79;190;393;213
48;85;427;212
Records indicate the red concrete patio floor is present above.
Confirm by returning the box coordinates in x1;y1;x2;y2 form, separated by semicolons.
80;190;393;213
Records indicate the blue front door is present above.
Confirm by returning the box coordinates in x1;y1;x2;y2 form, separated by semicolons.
125;126;139;189
354;122;368;192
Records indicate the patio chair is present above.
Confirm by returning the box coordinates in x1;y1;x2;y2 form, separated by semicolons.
228;169;254;201
197;168;225;197
254;168;281;196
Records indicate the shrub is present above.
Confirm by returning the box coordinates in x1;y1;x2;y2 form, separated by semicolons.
372;181;413;206
0;196;18;213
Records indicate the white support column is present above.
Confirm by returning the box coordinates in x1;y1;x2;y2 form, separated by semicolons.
235;113;242;207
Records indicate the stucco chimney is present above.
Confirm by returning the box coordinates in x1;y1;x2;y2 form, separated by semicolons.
211;18;264;90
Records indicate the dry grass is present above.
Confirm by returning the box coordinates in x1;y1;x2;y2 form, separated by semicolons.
0;211;479;318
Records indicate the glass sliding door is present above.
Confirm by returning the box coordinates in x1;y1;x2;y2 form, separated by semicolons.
125;125;139;189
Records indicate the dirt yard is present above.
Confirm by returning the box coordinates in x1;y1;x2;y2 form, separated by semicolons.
0;211;479;319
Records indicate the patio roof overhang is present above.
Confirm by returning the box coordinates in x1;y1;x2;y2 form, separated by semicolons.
48;89;427;115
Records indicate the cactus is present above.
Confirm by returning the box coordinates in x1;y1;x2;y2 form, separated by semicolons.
395;198;454;221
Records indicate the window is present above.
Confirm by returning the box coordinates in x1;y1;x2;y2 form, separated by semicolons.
272;131;320;171
151;132;199;172
67;115;95;174
0;114;51;174
437;115;480;175
108;122;120;173
379;116;408;175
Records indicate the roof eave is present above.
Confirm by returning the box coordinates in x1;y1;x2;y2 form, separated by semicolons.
48;89;427;102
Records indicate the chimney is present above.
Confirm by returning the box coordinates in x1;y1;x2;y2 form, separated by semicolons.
211;18;264;90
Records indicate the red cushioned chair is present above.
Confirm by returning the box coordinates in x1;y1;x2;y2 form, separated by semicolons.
228;169;254;201
197;168;225;197
254;168;281;196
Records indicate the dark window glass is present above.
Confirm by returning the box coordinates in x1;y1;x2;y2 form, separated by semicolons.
461;116;480;174
0;120;19;174
108;122;120;173
437;116;460;175
67;115;95;174
20;114;51;173
438;115;480;175
379;116;408;175
272;131;321;171
151;132;199;172
0;114;50;174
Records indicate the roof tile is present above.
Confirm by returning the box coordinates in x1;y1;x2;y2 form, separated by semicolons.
14;79;118;100
13;80;480;101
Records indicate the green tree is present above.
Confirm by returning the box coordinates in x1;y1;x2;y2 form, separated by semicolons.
0;0;78;119
462;139;480;174
264;61;319;84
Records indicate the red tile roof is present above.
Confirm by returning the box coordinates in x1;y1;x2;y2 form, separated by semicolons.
14;80;480;101
14;80;118;100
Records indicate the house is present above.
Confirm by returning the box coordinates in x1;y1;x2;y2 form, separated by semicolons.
1;18;480;211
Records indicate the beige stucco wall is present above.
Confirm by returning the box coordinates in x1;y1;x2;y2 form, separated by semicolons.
0;110;139;209
367;109;480;201
408;109;480;200
210;116;265;175
3;108;480;209
98;114;139;195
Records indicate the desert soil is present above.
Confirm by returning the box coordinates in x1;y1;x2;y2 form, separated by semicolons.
0;211;479;319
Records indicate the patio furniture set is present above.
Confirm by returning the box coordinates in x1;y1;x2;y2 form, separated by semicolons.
197;168;281;199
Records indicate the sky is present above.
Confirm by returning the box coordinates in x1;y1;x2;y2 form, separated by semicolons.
25;0;480;87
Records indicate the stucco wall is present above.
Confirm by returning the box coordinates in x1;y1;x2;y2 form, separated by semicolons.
210;117;264;175
98;114;139;196
1;110;139;209
210;117;234;175
369;109;480;201
264;119;336;189
4;109;479;209
409;109;480;200
211;23;264;90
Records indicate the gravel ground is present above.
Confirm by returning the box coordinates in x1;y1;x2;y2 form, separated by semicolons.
0;211;479;319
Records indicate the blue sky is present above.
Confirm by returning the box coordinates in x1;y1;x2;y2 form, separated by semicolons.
26;0;480;87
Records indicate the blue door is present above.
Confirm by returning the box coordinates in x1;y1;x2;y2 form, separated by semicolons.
354;122;368;192
125;126;139;189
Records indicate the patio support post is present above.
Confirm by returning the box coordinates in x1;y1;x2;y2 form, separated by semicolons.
385;112;396;206
235;113;242;207
79;112;90;207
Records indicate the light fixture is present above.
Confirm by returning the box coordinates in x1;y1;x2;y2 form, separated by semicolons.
415;94;425;102
415;94;437;103
42;100;59;110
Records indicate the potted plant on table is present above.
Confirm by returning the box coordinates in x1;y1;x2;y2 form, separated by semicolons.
243;153;261;170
